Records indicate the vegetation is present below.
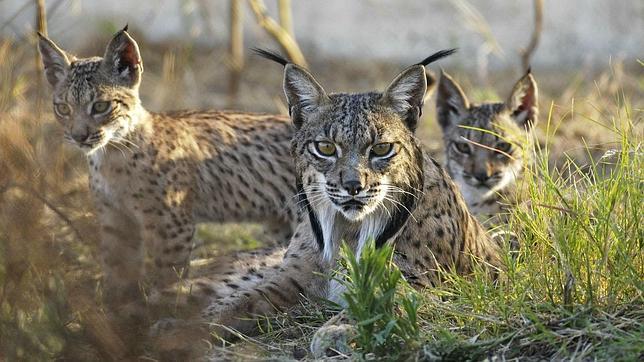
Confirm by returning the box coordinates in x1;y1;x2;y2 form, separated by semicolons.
339;241;420;357
0;22;641;360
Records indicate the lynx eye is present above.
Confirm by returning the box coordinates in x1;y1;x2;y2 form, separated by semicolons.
453;141;471;154
495;142;512;153
91;101;111;115
370;143;394;157
314;141;337;157
54;103;71;116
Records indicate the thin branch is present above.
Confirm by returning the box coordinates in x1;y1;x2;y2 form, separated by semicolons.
228;0;244;106
35;0;48;37
521;0;543;71
277;0;293;36
248;0;307;67
35;0;48;111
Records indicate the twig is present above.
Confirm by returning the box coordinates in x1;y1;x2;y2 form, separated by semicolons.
520;0;543;71
248;0;307;67
277;0;293;36
35;0;48;37
35;0;48;112
228;0;244;106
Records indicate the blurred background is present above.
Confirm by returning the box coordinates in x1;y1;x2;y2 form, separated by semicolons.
0;0;641;359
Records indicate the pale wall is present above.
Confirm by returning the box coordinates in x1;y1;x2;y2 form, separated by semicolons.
1;0;641;69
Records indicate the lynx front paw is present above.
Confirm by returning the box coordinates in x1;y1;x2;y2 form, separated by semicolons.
310;321;356;358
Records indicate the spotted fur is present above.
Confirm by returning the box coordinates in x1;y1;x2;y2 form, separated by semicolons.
177;51;504;340
38;29;299;307
436;71;538;225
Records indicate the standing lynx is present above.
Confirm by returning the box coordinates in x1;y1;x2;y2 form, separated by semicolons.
37;27;299;307
436;71;538;225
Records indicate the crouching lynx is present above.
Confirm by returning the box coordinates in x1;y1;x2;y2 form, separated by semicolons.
436;71;538;225
37;27;299;307
161;50;504;346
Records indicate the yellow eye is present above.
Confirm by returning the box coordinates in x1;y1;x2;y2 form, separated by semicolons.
92;101;110;114
371;143;393;157
54;103;71;116
315;141;337;156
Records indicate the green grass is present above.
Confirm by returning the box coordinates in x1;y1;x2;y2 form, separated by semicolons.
410;99;642;360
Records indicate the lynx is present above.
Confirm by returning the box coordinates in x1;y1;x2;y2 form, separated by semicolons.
158;50;504;347
37;27;299;307
436;71;538;225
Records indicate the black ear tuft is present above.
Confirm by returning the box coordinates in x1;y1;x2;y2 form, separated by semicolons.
416;48;457;67
252;48;290;67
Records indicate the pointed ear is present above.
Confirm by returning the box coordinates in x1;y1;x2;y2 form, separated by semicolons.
37;33;71;88
382;65;427;132
506;70;538;128
102;27;143;88
423;69;438;103
283;64;328;129
436;72;469;129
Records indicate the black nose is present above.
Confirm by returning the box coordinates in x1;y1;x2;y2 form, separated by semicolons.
473;172;490;183
71;132;89;143
343;181;363;196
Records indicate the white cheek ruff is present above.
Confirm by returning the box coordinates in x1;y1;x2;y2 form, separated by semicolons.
317;199;337;263
308;172;338;263
356;211;387;260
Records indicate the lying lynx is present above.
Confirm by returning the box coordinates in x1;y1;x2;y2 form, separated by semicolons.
154;50;504;351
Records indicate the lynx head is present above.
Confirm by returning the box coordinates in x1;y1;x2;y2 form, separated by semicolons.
436;71;538;198
38;26;144;155
257;49;454;259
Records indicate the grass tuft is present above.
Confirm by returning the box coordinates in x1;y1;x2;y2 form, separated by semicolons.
339;241;421;357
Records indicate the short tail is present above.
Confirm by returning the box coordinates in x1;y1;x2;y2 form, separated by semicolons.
252;48;290;67
416;48;457;67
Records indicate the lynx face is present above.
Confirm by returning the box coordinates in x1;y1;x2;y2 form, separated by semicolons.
436;72;538;204
283;63;428;259
38;28;144;155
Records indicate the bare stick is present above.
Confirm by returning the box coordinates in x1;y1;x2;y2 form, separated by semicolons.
228;0;244;106
278;0;294;36
248;0;307;67
35;0;48;37
521;0;543;71
35;0;48;110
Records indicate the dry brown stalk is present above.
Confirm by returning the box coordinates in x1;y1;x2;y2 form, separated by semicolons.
248;0;308;67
